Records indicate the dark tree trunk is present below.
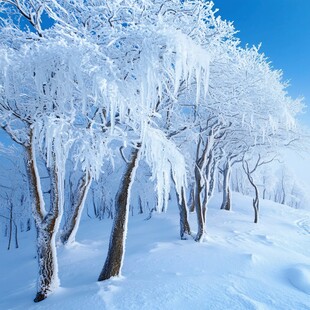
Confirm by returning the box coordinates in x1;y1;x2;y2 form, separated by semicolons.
189;186;195;213
98;147;140;281
194;166;205;242
244;168;260;224
176;187;191;239
252;182;259;224
138;196;143;214
14;220;18;249
7;204;13;250
27;218;31;231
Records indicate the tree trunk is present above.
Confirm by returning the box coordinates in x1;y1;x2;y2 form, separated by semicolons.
208;158;216;198
245;169;260;224
98;146;140;281
34;216;59;302
60;172;92;245
194;166;205;242
176;187;191;239
189;186;195;212
252;183;259;224
253;203;259;224
7;203;13;250
220;162;232;211
14;220;19;249
26;133;62;302
33;164;62;302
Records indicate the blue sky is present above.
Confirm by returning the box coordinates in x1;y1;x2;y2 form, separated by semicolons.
213;0;310;125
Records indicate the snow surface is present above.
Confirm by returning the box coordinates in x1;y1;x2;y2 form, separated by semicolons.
1;193;310;310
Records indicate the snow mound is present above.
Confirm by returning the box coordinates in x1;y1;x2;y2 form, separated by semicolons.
287;265;310;295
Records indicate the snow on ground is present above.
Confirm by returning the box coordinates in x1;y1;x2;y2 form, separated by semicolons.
0;193;310;310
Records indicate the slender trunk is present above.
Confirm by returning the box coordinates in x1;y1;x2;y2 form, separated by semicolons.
281;177;286;205
7;204;13;250
60;172;92;245
176;187;191;239
189;186;195;213
14;220;19;249
27;218;31;231
92;188;99;218
245;172;259;224
202;176;209;224
252;182;259;224
138;196;143;214
201;152;215;223
98;146;140;281
253;203;259;223
208;158;216;198
194;166;205;242
220;162;232;211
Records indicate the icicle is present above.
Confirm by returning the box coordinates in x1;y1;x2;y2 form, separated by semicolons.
195;66;202;104
142;125;187;211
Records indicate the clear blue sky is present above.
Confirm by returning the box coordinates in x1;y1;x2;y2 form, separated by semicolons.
213;0;310;125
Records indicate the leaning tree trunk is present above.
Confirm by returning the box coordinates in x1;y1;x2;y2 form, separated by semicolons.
176;187;191;239
60;172;92;245
98;146;140;281
220;161;232;211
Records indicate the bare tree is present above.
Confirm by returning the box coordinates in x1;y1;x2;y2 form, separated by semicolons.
242;154;277;223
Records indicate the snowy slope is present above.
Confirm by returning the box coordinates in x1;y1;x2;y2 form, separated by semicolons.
1;193;310;310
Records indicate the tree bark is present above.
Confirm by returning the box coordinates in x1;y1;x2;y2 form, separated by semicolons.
244;165;259;224
189;185;195;213
26;133;62;302
7;203;13;250
98;146;140;281
220;161;232;211
194;165;205;242
34;215;59;302
176;187;191;239
251;181;259;224
60;172;92;245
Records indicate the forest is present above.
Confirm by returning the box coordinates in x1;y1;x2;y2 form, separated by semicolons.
0;0;309;304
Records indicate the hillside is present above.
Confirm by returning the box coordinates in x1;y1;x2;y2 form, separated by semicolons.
1;193;310;310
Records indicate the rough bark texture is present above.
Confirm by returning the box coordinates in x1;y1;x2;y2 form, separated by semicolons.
34;166;60;302
26;135;61;302
34;217;58;302
98;147;140;281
